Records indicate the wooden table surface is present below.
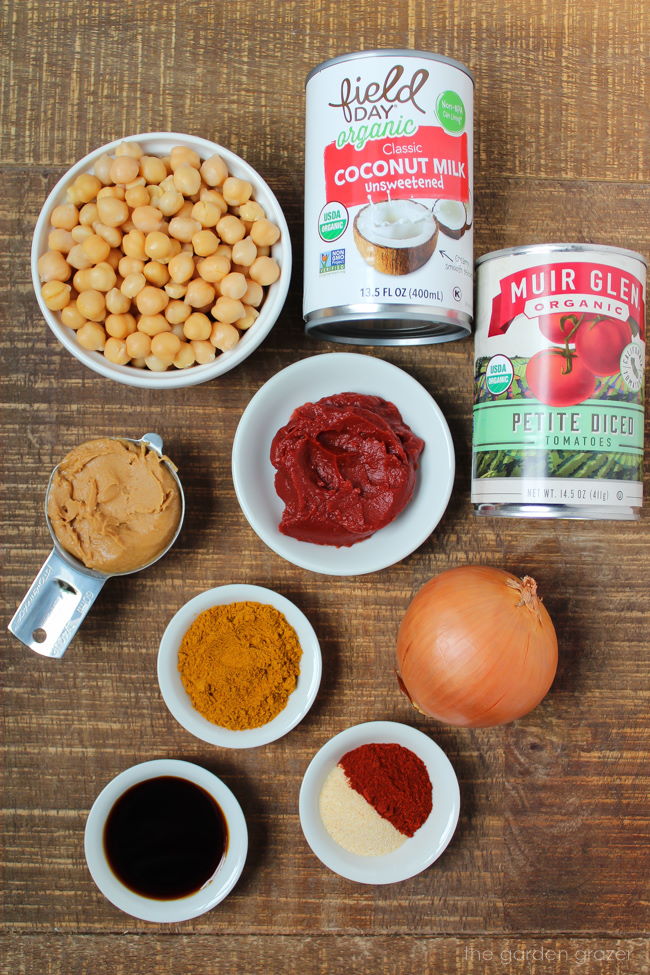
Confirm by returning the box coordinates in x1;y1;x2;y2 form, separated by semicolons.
1;0;648;972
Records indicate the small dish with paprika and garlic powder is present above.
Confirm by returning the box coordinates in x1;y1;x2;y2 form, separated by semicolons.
157;584;322;748
299;721;460;884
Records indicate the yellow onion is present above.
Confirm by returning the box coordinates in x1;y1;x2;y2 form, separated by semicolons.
396;566;558;727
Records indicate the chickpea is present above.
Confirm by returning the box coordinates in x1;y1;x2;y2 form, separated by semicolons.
210;321;240;351
173;165;201;197
232;237;257;267
68;173;102;205
73;269;93;292
38;250;71;283
93;222;122;247
94;153;113;185
88;263;117;292
108;155;138;185
200;154;228;187
77;321;107;350
165;300;191;325
140;155;168;184
77;289;106;322
105;313;136;339
103;337;130;364
79;203;99;227
191;339;216;364
144;354;169;372
137;313;170;336
249;255;280;286
48;228;75;253
71;225;93;243
199;188;228;213
242;278;264;307
131;205;164;234
183;312;212;341
165;282;187;300
212;296;244;324
185;278;215;309
168;216;201;243
125;330;151;359
236;305;259;330
66;243;94;270
191;201;221;228
150;330;182;363
97;196;129;228
41;280;71;310
61;304;87;329
192;229;219;257
118;256;144;277
176;200;195;219
144;231;173;261
121;272;147;299
237;200;266;224
174;342;196;369
106;287;132;314
107;247;122;270
114;141;144;158
136;285;168;315
216;214;246;245
143;261;170;287
170;146;201;171
220;271;249;301
122;230;147;260
196;252;230;283
130;357;147;368
222;176;253;207
125;184;151;209
250;218;280;247
168;251;195;283
158;189;185;217
81;233;111;264
147;184;164;206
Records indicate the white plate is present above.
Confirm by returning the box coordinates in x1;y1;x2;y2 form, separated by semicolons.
84;759;247;922
299;721;460;884
231;353;455;575
157;584;322;747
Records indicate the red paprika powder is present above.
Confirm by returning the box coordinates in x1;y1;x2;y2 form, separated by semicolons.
338;742;432;837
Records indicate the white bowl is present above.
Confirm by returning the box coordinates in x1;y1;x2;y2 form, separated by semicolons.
157;584;322;747
32;132;291;388
231;353;455;575
299;721;460;884
84;759;247;922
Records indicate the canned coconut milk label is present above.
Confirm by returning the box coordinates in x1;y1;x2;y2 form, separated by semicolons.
472;244;647;520
304;50;474;345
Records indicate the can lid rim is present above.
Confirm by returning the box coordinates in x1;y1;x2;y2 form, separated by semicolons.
476;242;647;269
306;49;475;85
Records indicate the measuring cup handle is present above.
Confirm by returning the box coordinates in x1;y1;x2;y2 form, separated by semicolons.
8;550;106;658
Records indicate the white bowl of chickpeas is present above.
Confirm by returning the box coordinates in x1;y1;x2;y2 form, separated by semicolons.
32;132;291;387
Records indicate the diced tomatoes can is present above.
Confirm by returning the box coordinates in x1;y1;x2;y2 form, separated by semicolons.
472;243;647;520
303;50;474;345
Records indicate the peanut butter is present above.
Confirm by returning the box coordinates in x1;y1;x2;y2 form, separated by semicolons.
47;438;182;574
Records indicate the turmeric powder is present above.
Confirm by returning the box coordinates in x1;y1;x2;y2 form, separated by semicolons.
177;601;302;730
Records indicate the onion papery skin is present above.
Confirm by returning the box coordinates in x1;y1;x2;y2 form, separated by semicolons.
396;566;558;727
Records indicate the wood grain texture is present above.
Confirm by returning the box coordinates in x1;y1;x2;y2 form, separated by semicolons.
1;0;648;971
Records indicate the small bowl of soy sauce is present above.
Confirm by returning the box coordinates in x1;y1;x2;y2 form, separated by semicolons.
84;759;247;922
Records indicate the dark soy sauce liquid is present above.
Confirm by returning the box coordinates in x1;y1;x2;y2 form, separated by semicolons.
103;776;228;900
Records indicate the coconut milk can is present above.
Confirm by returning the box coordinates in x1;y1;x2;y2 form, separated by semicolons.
472;244;647;520
304;50;474;345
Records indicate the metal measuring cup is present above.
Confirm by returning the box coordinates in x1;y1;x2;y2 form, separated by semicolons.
8;433;185;658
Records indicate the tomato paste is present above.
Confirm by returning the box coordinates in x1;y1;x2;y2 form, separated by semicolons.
270;392;424;546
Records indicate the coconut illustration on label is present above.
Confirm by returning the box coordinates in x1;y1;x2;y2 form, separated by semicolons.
432;197;472;240
353;198;439;275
